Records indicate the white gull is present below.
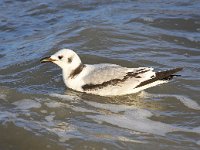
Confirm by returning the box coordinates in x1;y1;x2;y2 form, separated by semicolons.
41;49;182;96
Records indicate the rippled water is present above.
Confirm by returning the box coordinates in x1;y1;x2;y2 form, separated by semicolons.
0;0;200;149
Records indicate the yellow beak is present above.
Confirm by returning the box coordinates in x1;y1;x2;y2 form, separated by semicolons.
40;57;56;63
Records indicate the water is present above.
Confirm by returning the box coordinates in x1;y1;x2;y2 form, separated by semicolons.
0;0;200;149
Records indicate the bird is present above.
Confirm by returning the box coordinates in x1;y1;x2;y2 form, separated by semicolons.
40;49;183;96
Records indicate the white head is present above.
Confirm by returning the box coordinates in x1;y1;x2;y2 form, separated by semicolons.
41;49;82;73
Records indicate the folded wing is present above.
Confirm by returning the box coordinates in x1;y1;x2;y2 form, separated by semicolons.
82;64;155;90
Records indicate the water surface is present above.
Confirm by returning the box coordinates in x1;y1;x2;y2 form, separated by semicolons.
0;0;200;149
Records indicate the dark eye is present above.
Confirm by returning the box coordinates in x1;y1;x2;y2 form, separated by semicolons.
58;55;63;60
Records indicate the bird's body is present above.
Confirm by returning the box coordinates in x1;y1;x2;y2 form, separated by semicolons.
41;49;182;96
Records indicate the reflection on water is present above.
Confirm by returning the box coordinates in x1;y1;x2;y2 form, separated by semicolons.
0;0;200;149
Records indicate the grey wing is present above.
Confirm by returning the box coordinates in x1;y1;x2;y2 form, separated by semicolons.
83;64;154;86
83;64;128;85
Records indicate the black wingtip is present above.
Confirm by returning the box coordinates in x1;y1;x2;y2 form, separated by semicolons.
135;67;183;88
156;67;183;80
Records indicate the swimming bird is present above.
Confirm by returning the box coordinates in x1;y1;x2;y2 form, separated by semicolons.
40;49;182;96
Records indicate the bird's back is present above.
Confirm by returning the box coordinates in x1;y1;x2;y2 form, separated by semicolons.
79;64;157;96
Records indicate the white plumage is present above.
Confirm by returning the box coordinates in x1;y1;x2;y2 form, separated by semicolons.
41;49;182;96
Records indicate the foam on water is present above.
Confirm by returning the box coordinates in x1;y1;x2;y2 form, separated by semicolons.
147;93;200;110
0;106;145;144
141;17;154;22
174;95;200;110
45;115;55;122
0;91;199;144
71;106;96;113
87;109;186;136
0;107;79;141
47;93;200;137
0;94;7;101
0;93;199;145
196;140;200;145
49;93;81;103
192;126;200;134
45;101;69;108
47;122;78;142
13;99;41;110
186;36;200;42
116;136;147;143
85;101;137;113
86;101;200;136
0;111;17;123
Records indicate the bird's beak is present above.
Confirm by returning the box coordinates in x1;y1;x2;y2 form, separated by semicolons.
40;56;56;63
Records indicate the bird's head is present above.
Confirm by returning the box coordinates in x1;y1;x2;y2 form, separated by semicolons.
40;49;82;71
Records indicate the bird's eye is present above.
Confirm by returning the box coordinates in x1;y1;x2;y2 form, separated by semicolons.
58;55;63;60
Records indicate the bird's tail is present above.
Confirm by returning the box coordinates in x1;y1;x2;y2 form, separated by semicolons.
156;67;183;80
135;67;183;88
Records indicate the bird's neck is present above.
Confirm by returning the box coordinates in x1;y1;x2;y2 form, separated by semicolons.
69;63;85;79
62;63;85;80
62;63;85;90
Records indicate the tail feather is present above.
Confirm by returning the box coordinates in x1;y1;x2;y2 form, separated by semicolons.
156;67;183;80
135;67;183;88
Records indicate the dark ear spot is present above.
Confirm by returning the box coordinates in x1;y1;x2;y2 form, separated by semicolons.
68;57;72;63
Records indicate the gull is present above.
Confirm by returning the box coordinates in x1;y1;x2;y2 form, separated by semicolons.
40;49;182;96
